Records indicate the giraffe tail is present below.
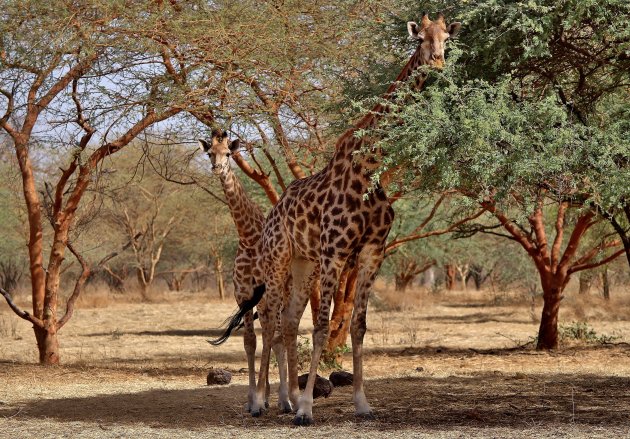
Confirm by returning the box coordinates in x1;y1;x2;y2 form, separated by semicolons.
236;311;258;330
208;284;266;346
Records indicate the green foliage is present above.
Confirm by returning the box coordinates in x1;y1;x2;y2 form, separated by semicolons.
368;69;628;213
356;0;629;213
558;321;620;345
320;343;351;371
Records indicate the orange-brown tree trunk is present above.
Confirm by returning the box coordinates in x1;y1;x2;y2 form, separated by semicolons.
395;272;415;291
536;279;565;350
325;268;358;360
309;286;320;326
34;326;61;364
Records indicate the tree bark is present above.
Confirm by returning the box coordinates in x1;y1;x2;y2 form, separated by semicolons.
455;263;469;291
536;282;564;350
309;286;320;326
136;268;150;301
34;325;60;365
578;271;593;295
444;264;456;290
214;257;225;300
395;272;415;291
325;268;358;360
602;267;610;300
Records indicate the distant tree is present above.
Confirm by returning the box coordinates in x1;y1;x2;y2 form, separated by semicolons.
0;1;193;364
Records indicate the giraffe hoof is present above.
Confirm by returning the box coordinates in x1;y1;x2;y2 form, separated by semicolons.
265;401;270;409
293;413;313;426
278;400;293;414
250;408;263;418
355;411;376;421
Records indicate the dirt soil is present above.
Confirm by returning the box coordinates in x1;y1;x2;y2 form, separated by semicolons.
1;288;630;438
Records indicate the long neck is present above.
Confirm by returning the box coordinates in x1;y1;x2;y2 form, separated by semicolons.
330;46;426;182
219;168;264;247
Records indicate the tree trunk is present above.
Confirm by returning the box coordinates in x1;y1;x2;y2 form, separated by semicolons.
536;280;565;350
214;257;225;300
467;264;485;290
578;272;593;295
444;264;456;290
602;268;610;300
455;264;469;291
423;266;436;289
325;268;358;361
394;272;414;291
309;286;320;326
34;325;60;365
137;268;150;301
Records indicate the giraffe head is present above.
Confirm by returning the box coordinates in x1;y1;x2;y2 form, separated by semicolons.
198;129;240;176
407;13;461;69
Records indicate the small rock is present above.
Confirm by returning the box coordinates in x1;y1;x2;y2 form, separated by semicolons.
329;370;353;387
298;373;333;399
206;368;232;385
415;366;424;372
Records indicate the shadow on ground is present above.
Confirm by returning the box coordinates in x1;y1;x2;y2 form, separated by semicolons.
419;311;531;325
83;327;311;338
3;373;630;430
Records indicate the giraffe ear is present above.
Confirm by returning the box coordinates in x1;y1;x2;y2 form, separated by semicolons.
447;22;462;38
407;21;424;41
229;139;240;152
198;139;211;152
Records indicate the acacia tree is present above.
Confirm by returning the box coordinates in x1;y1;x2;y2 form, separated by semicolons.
366;0;629;350
0;1;199;364
140;0;412;351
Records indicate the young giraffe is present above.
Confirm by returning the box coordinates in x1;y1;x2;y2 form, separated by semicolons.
199;130;292;413
249;14;462;424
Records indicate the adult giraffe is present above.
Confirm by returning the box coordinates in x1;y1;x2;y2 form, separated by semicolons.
219;13;461;424
199;129;292;413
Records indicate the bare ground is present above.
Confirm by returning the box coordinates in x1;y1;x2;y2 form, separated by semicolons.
1;287;630;438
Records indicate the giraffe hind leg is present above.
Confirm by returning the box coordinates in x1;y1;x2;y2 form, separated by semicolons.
242;309;257;412
283;258;317;409
351;245;384;419
294;260;343;426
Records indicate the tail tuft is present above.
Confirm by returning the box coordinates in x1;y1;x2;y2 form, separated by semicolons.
208;284;266;346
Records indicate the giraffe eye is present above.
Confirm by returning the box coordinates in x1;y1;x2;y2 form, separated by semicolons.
226;152;231;157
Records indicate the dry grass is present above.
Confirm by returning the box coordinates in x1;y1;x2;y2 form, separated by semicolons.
1;284;630;438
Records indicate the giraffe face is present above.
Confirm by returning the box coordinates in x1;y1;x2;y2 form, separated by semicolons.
198;130;240;176
407;14;461;69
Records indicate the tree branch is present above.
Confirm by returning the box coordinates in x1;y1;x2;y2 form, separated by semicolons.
550;201;568;272
386;207;486;253
0;286;44;328
568;248;625;275
56;232;143;331
528;197;550;262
